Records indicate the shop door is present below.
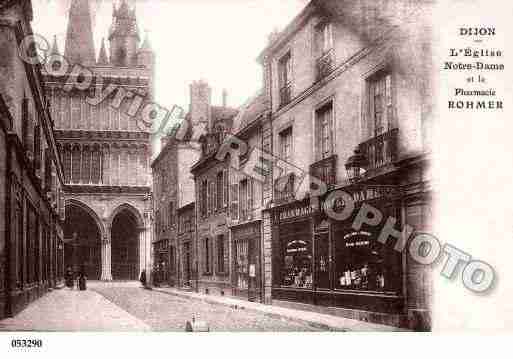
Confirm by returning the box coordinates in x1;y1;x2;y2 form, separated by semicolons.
183;242;191;286
315;232;331;290
235;239;249;292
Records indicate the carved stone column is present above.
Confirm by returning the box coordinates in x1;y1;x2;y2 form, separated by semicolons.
138;226;151;277
101;231;113;281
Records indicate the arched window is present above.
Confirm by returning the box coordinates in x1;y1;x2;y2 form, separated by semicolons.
63;147;71;183
72;146;81;183
91;147;102;184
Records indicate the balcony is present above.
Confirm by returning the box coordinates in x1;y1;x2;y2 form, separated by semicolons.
316;49;335;81
358;128;399;172
279;84;292;107
310;155;337;188
274;173;295;205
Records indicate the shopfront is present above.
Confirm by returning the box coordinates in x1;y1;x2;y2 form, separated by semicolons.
153;239;169;284
231;221;262;301
271;195;404;316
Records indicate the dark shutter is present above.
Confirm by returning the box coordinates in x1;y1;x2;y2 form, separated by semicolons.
230;183;239;220
223;170;229;208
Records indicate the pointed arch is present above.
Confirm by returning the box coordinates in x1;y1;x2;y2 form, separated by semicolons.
108;203;144;230
65;198;106;239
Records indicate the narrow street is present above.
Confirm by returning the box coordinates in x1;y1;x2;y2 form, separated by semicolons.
0;282;319;332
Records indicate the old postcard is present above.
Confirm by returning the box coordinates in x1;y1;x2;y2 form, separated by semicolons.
0;0;512;356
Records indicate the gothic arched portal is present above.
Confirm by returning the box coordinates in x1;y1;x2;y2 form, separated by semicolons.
63;201;103;280
110;207;141;280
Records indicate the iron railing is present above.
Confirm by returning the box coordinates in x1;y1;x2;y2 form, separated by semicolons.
358;128;399;171
279;84;292;107
310;155;337;187
316;49;335;81
274;173;295;205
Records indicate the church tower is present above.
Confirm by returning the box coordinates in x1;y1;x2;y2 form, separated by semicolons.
109;0;140;67
63;0;96;66
43;0;154;282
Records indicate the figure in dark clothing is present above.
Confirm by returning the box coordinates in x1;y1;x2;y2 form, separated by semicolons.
65;267;74;289
139;270;147;287
152;267;159;287
78;271;87;291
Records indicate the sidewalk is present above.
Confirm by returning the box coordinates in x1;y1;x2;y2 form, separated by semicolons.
0;287;151;332
152;287;407;332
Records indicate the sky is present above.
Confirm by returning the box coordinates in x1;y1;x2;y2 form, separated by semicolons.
31;0;308;111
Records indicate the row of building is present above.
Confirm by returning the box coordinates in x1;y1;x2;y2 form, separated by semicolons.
1;0;156;319
152;0;434;330
1;0;66;319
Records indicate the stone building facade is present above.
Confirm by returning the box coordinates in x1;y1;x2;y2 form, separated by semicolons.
43;0;154;280
151;126;200;286
256;0;433;330
0;0;66;319
228;94;269;301
190;81;239;296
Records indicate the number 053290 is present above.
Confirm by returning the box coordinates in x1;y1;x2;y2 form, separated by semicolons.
11;339;43;348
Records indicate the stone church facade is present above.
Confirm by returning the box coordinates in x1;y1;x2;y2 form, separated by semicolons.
43;0;154;280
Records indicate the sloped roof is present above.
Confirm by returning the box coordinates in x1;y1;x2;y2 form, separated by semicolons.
231;92;268;135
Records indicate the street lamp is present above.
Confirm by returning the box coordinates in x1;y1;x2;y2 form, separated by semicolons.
345;148;369;183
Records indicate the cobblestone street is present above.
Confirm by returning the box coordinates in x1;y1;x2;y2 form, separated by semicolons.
0;282;320;332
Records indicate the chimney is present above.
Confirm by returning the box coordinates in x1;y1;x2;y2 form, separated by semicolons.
222;89;228;108
189;80;212;130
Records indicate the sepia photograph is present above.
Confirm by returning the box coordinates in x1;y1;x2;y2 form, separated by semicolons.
0;0;510;351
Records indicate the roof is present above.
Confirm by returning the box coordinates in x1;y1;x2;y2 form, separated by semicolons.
211;106;239;122
231;92;268;135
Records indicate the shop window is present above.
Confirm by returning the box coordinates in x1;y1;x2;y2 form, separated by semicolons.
333;226;401;293
280;222;313;289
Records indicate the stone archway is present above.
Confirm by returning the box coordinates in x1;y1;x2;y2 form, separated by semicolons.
109;204;144;280
64;200;105;280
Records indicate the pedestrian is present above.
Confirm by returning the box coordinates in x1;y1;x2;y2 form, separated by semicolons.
139;269;147;287
78;267;87;290
65;267;74;289
152;266;159;287
78;270;87;291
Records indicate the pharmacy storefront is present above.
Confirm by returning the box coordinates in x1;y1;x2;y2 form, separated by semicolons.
270;192;404;321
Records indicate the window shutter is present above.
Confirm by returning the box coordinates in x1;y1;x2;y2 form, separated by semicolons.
230;183;239;220
223;170;229;208
248;179;254;217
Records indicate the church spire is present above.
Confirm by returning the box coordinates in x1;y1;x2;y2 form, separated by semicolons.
97;38;109;66
50;35;60;55
64;0;96;66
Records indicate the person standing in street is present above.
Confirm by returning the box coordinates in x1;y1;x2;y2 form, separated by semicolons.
65;267;74;289
78;267;87;291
